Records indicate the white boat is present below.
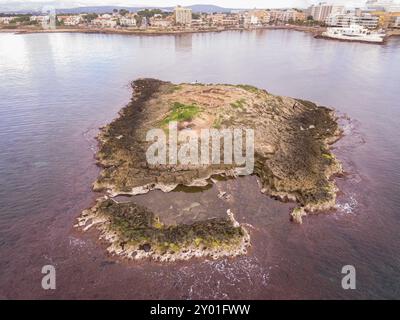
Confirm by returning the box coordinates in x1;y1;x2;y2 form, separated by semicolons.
322;24;386;43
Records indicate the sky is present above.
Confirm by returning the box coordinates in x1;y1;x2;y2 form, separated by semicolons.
0;0;384;10
1;0;399;10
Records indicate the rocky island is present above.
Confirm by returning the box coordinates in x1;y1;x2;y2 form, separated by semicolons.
76;78;342;261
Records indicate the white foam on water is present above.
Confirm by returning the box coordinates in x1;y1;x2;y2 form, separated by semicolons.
336;194;358;214
68;236;87;249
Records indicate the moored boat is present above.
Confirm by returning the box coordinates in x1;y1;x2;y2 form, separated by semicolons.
321;24;386;43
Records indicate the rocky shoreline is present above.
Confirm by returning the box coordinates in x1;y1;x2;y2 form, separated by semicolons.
77;78;343;261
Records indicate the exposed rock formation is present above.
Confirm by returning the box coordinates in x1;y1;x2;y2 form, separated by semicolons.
76;197;249;261
78;78;342;260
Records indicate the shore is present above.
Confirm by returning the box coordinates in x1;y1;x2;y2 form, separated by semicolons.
0;24;326;36
3;25;399;45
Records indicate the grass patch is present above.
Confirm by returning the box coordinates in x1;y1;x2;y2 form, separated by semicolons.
162;102;201;125
322;153;334;160
230;98;246;110
213;116;222;129
237;84;260;94
167;85;183;93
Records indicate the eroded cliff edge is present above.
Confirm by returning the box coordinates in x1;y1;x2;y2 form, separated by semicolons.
77;78;342;261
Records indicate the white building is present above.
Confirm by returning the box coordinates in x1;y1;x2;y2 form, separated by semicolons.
30;15;50;23
306;2;344;21
206;13;240;27
174;5;192;26
241;11;267;27
119;16;137;27
150;17;172;28
326;13;379;29
326;14;351;26
250;15;259;25
92;14;117;28
282;9;305;22
0;16;14;24
269;10;285;22
357;14;380;28
250;9;271;25
60;15;82;26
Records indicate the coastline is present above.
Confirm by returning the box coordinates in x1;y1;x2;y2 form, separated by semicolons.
3;25;398;45
0;24;325;37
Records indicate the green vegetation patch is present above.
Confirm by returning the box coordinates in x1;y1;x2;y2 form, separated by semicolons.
97;199;245;254
167;85;183;93
237;84;260;94
162;102;201;125
230;98;246;110
212;116;222;129
322;153;334;160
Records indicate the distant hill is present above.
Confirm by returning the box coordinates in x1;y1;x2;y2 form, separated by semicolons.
0;4;236;15
56;6;152;15
187;5;234;13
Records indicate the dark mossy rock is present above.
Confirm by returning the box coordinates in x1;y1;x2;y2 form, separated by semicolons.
92;198;247;255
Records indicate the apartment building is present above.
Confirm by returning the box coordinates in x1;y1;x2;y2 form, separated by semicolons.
174;5;192;26
92;14;117;28
326;13;379;28
120;15;137;27
283;9;306;22
207;13;240;27
306;2;344;21
57;15;83;26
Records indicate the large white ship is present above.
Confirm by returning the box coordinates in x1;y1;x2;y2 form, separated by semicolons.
322;24;386;43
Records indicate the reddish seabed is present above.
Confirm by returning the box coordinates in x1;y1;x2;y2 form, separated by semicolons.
1;31;399;300
1;114;394;300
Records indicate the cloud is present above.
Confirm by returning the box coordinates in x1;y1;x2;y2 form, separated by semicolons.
1;0;398;11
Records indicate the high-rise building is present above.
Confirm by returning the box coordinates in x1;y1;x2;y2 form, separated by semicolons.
306;2;345;21
174;5;192;26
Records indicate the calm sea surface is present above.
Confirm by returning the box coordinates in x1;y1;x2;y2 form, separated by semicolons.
0;30;399;299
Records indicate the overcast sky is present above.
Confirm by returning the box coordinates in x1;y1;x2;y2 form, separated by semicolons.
2;0;392;10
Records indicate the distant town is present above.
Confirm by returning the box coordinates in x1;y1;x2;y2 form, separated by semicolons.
1;0;399;35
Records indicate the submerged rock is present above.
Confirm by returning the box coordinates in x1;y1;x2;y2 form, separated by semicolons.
290;207;307;224
78;78;343;260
